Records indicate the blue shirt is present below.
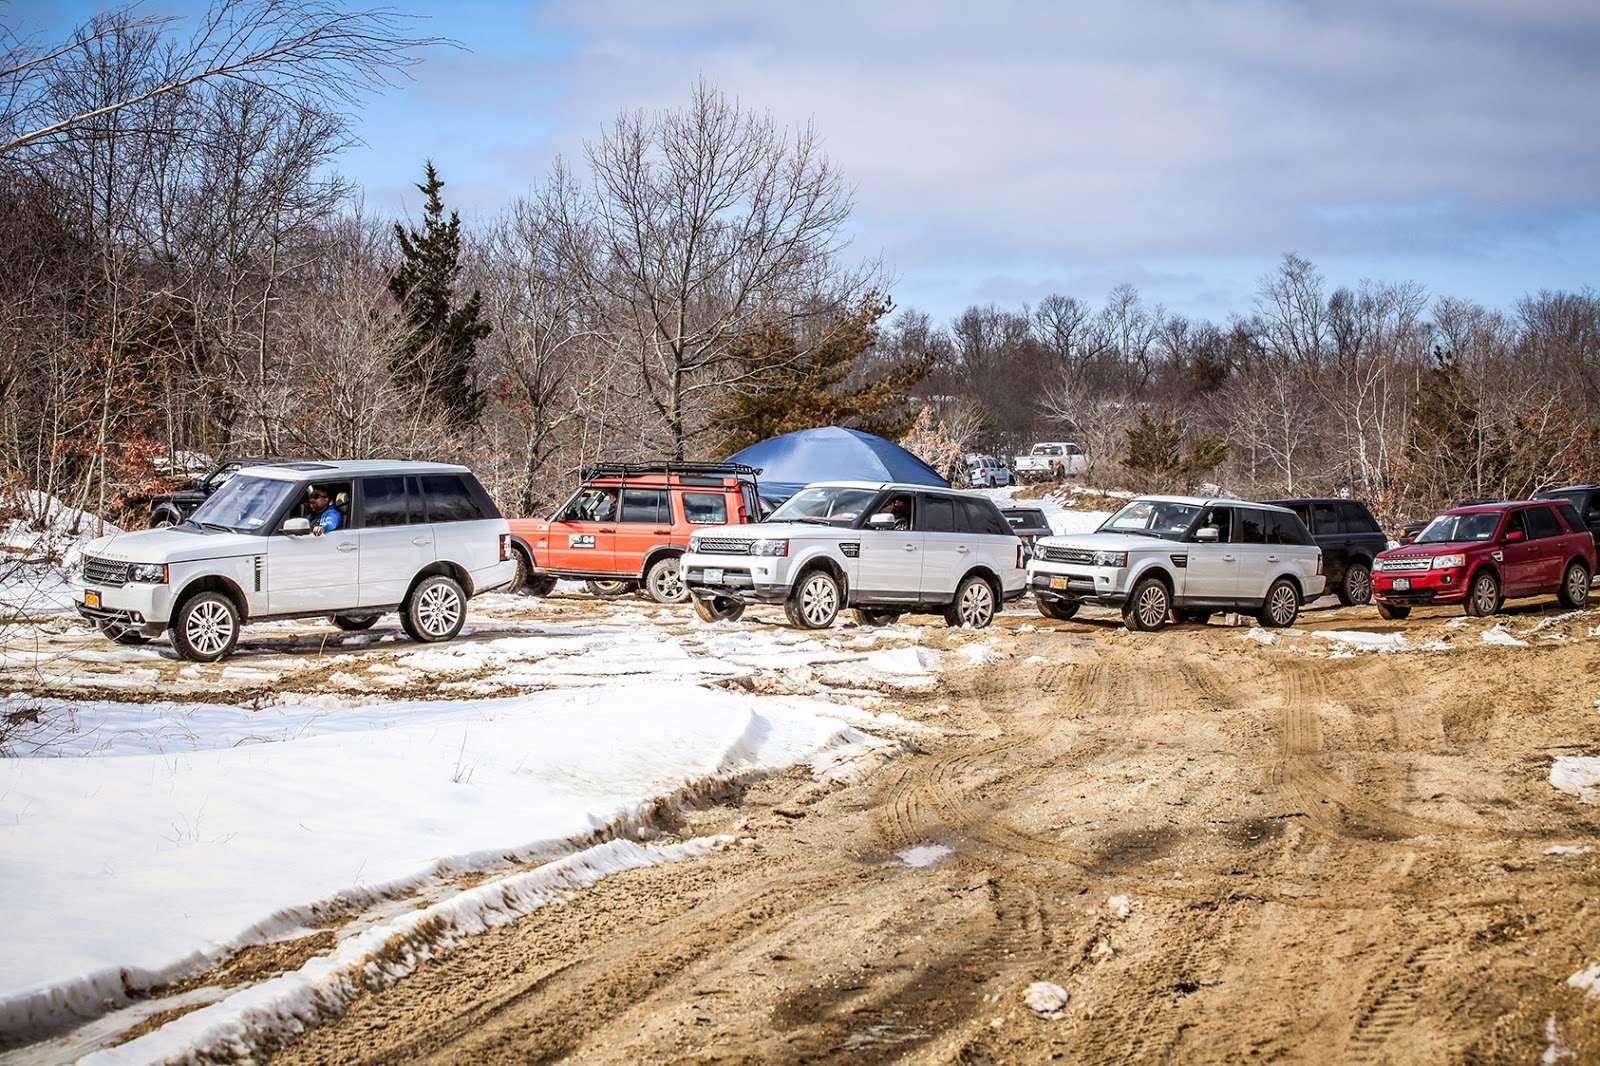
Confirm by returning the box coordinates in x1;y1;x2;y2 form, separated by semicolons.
314;506;341;533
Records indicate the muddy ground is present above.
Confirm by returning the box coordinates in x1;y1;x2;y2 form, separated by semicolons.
9;592;1600;1064
248;597;1600;1065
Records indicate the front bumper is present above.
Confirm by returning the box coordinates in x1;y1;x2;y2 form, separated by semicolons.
73;582;172;637
1027;566;1128;607
682;562;790;606
1373;569;1465;605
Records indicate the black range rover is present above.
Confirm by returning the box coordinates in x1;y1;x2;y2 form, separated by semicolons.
1260;497;1389;606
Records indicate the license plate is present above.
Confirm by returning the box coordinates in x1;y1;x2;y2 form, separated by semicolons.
704;568;724;584
1049;576;1069;589
84;590;100;609
1392;577;1410;591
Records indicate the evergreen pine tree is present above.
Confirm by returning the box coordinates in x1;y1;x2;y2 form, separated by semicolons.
388;162;491;429
709;295;932;457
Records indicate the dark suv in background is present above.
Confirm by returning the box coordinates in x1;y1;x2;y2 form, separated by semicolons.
1534;486;1600;540
1261;498;1388;606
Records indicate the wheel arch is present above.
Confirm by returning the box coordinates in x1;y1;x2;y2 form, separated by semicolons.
407;560;473;601
641;544;686;577
170;574;249;626
792;553;849;600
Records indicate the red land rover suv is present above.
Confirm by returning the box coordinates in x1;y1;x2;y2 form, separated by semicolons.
1371;500;1595;620
507;462;763;603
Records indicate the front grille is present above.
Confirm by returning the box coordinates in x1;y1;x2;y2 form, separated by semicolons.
1038;545;1095;564
82;555;129;586
1376;556;1434;573
693;538;751;555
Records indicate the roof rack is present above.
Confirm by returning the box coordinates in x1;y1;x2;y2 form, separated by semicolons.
580;461;762;480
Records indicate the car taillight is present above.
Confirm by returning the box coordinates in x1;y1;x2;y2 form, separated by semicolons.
1317;550;1324;575
500;533;510;561
1017;544;1024;569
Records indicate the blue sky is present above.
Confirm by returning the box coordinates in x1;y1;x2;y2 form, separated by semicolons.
10;0;1600;325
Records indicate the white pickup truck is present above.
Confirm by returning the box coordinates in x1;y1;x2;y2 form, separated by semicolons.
1012;442;1087;481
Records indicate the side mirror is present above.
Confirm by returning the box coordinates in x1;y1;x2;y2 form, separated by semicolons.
1194;526;1220;543
282;517;312;536
867;512;896;529
1503;529;1525;543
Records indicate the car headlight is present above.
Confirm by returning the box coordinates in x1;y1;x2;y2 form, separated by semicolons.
128;562;168;583
749;538;788;557
1093;550;1127;567
1431;554;1466;570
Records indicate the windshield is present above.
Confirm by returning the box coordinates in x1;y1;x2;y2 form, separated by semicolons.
767;486;879;526
1098;499;1203;540
1034;445;1062;456
187;475;299;533
1415;511;1501;544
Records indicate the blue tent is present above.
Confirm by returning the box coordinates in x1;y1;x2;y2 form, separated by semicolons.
726;426;949;500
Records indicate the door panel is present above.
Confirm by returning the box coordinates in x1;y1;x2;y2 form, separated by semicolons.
357;476;433;608
1183;505;1239;601
265;531;360;614
611;488;674;578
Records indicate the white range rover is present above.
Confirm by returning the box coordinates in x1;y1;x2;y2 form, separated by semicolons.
73;460;518;661
1027;495;1325;631
681;481;1026;629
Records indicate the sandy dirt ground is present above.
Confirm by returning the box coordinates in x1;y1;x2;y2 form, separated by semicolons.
9;592;1600;1064
250;598;1600;1065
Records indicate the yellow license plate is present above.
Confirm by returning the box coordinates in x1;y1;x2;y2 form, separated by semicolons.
1049;576;1069;589
84;590;101;609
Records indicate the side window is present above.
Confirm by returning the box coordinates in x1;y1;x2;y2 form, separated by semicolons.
619;488;669;524
1501;510;1528;541
1524;505;1563;540
682;492;727;525
918;494;956;533
420;474;488;523
360;476;419;528
1196;505;1232;542
301;481;352;525
1237;507;1267;544
1312;502;1339;535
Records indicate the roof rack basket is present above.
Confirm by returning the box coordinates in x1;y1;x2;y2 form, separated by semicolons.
580;461;762;480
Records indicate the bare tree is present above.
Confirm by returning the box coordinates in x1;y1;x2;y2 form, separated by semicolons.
1255;252;1328;370
0;0;444;156
564;80;873;457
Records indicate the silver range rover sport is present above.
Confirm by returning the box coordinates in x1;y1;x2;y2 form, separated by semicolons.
680;481;1026;630
1027;495;1325;631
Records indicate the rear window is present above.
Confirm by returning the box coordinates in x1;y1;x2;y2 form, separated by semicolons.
1524;505;1563;540
918;494;957;533
620;488;671;524
1266;510;1312;545
361;476;420;528
682;492;727;525
959;498;1011;536
1339;502;1379;533
420;474;488;522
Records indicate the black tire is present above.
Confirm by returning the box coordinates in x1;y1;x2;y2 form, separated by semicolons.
525;574;558;597
944;575;997;628
1338;562;1373;607
584;579;637;598
402;574;466;643
1464;570;1501;617
693;596;746;623
1036;598;1079;621
785;569;841;629
98;620;150;646
331;613;380;631
643;556;689;604
1176;609;1213;626
172;591;239;662
1121;577;1171;632
853;607;902;626
1557;560;1591;609
147;513;175;529
1376;602;1411;620
1256;578;1301;628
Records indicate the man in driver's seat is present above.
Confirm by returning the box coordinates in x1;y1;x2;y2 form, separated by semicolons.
306;487;341;537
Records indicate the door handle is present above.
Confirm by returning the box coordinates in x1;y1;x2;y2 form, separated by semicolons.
1267;554;1279;562
411;537;431;546
904;545;919;552
957;546;971;554
653;529;671;535
336;543;357;552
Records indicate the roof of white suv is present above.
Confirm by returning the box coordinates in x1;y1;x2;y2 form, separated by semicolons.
1131;494;1298;514
235;460;472;482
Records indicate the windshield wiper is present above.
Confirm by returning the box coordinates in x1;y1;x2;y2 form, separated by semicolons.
195;521;235;533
